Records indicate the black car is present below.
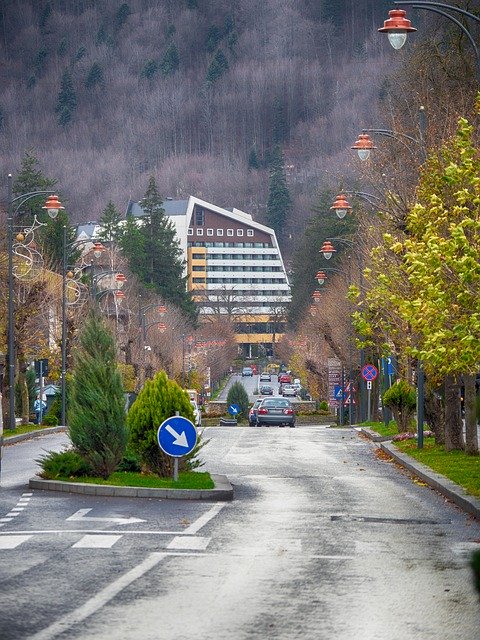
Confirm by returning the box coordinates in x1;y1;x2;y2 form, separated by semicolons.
259;384;274;395
256;398;296;428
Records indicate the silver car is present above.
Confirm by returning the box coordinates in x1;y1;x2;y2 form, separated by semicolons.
256;398;296;427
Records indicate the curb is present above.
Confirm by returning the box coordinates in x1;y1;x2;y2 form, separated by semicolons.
358;427;392;442
4;425;67;445
29;473;234;501
379;441;480;520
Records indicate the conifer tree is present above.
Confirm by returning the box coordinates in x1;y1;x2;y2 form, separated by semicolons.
248;146;260;170
85;62;104;89
55;69;77;126
120;177;197;321
226;381;249;419
69;312;128;478
266;146;292;242
127;370;195;476
99;201;122;242
13;149;57;222
160;43;179;76
205;49;229;84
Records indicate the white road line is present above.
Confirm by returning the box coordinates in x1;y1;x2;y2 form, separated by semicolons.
22;493;33;497
0;529;186;536
0;535;32;549
26;553;168;640
182;503;227;535
0;518;14;523
6;512;19;517
12;507;25;512
167;536;211;550
72;535;122;549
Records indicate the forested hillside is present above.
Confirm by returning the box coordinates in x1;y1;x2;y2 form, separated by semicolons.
0;0;395;246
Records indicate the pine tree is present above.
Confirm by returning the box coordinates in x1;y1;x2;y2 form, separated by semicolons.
205;49;229;84
206;25;222;53
248;146;260;170
120;177;197;321
85;62;104;89
160;43;179;76
141;59;159;80
226;381;249;419
127;370;195;476
115;3;131;31
266;146;292;242
55;70;77;126
68;312;128;478
272;97;288;144
99;201;122;242
13;149;57;222
42;210;80;274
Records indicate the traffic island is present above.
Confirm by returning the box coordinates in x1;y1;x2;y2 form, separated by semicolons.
29;473;234;501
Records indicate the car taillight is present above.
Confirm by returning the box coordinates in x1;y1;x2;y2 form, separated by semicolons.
258;408;269;414
283;408;293;415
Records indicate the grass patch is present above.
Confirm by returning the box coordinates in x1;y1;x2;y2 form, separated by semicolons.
48;470;215;490
394;438;480;498
3;424;59;437
360;421;398;438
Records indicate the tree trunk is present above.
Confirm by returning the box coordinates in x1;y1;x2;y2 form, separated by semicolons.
464;374;478;455
424;380;445;444
18;357;30;425
444;374;464;451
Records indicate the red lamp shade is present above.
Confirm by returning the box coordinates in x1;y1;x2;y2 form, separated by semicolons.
312;290;322;301
352;133;376;161
158;305;167;315
92;242;106;258
42;195;64;219
158;322;167;333
319;241;336;260
315;271;327;285
378;9;416;50
331;194;352;219
115;273;126;288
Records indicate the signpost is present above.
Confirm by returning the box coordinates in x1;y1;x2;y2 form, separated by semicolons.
157;415;198;481
228;404;240;416
361;364;378;421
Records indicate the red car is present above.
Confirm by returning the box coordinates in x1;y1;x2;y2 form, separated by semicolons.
278;373;292;384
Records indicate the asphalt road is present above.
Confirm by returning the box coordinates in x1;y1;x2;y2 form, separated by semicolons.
218;373;287;402
0;427;479;640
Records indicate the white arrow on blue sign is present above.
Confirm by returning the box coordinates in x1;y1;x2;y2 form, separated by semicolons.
157;416;198;458
228;404;240;415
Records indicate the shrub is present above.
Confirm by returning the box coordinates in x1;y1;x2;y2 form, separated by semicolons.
226;381;249;419
127;370;196;477
383;380;417;433
319;400;329;411
117;449;142;472
37;449;92;479
68;312;128;478
42;413;59;426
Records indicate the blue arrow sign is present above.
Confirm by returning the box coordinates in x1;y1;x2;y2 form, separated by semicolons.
228;404;240;415
157;416;198;458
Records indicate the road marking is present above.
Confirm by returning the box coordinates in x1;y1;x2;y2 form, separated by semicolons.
12;507;25;512
26;553;168;640
72;535;122;549
167;536;211;550
0;535;32;549
182;503;227;535
0;529;187;536
66;508;146;525
6;512;19;517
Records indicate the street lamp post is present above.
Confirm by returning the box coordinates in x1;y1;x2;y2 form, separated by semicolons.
379;2;480;80
6;174;63;430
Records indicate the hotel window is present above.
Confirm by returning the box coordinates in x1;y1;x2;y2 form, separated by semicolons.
197;228;203;236
227;229;234;236
207;228;214;236
247;229;254;237
187;228;193;236
217;228;224;236
195;206;205;226
237;229;244;237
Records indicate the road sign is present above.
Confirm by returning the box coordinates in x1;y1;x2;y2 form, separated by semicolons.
361;364;378;381
157;416;197;458
386;356;394;376
228;404;240;415
366;380;372;390
334;385;343;400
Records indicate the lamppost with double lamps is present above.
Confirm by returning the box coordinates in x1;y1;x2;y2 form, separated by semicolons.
379;3;480;80
7;174;63;431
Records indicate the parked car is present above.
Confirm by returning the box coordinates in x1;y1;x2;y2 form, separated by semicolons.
278;373;292;384
256;398;296;428
190;400;202;429
248;398;263;426
242;366;254;376
259;372;271;382
259;384;274;395
282;384;297;397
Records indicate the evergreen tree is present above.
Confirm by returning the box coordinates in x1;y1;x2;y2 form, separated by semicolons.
266;146;292;242
85;62;104;89
272;97;288;144
99;201;122;242
42;210;79;274
0;106;3;130
39;2;52;32
56;38;68;57
248;146;260;170
55;70;77;126
120;177;197;321
160;42;179;76
226;381;249;419
69;312;128;478
141;59;159;80
205;49;229;84
127;370;195;476
206;25;222;53
13;149;57;223
115;3;131;31
288;188;356;328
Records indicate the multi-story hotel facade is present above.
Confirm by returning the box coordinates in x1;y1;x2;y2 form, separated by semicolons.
82;195;291;357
